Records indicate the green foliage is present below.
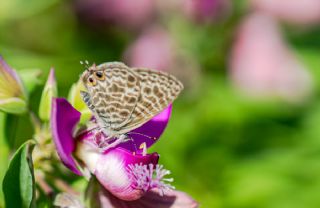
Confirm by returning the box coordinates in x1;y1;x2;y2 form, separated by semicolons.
4;113;34;150
0;0;60;22
2;141;35;208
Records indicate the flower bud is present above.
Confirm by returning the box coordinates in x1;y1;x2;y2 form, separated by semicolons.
0;56;27;114
39;68;57;121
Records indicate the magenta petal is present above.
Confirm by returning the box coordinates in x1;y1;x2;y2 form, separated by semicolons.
93;147;159;201
118;105;172;152
51;98;82;175
98;188;198;208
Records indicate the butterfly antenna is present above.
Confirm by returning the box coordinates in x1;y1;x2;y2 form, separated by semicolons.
127;132;157;141
80;60;91;71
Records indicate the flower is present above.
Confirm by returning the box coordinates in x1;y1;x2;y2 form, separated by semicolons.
51;98;197;206
75;0;156;30
229;13;313;102
124;26;173;72
39;68;57;121
250;0;320;25
183;0;232;24
0;56;27;114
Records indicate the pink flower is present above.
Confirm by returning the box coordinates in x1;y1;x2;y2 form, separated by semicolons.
183;0;232;23
75;0;156;30
124;27;173;71
250;0;320;25
51;98;198;206
230;13;313;102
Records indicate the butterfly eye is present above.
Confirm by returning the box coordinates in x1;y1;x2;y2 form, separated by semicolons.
94;71;105;80
87;77;96;86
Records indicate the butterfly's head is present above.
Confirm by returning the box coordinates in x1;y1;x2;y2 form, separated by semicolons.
81;63;106;89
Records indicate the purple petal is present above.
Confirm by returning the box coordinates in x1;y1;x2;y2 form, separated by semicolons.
51;98;82;175
96;148;159;201
75;136;159;201
118;105;172;153
98;187;199;208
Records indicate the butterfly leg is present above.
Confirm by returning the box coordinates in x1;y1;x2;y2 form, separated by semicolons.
92;128;107;147
99;134;128;152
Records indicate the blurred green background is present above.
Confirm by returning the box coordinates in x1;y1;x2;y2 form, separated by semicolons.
1;0;320;207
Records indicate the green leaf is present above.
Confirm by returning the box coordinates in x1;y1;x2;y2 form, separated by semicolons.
0;97;27;114
2;141;36;208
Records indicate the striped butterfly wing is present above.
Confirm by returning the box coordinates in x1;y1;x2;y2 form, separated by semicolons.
119;67;184;133
90;63;141;130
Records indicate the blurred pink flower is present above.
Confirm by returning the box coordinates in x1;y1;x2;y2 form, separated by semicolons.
183;0;232;23
230;13;313;102
250;0;320;25
75;0;155;30
124;27;173;71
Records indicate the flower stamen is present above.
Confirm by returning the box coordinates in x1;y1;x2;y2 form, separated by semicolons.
139;142;147;156
127;163;175;196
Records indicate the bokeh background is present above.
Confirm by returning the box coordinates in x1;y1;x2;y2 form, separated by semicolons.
1;0;320;207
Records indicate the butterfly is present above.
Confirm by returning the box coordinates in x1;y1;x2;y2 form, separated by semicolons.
80;61;183;150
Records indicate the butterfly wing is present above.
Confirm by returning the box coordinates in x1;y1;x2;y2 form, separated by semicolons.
89;63;141;130
118;67;183;133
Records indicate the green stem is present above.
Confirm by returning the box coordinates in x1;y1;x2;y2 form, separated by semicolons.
29;110;42;135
